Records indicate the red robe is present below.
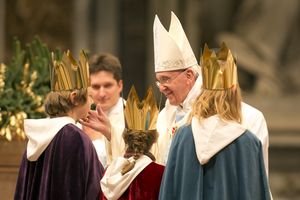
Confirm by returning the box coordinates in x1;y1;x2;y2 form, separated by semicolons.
101;162;164;200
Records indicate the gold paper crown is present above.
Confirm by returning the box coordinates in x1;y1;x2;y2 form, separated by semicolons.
200;42;238;90
50;50;90;91
124;86;159;131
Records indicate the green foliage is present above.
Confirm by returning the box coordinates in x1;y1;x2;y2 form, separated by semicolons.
0;36;61;140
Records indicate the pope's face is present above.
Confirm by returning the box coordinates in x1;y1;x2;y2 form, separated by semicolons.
155;69;193;106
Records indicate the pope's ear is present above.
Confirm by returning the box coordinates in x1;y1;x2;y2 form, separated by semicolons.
186;68;195;80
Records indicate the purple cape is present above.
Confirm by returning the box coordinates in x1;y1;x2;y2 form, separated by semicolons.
14;124;104;200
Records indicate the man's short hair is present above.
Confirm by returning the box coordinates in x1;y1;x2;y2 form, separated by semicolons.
89;53;122;82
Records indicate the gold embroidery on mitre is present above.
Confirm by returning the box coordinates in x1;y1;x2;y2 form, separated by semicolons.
200;42;238;90
50;50;90;91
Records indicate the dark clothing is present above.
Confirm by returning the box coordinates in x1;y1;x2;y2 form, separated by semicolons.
14;124;104;200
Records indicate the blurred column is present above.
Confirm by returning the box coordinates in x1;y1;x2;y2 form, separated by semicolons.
93;0;120;55
0;0;5;61
150;0;178;26
73;0;90;54
184;0;201;59
119;0;148;96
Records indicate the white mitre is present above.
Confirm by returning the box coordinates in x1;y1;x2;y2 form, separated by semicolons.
153;11;198;72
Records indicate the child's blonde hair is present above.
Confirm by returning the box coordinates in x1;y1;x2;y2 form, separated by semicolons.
190;86;242;123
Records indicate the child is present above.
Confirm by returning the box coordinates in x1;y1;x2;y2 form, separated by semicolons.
82;86;165;200
14;50;104;200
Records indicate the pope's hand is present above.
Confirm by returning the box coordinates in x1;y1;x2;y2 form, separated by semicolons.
79;104;112;141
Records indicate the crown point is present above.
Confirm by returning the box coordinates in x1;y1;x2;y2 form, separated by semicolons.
50;49;89;91
124;85;158;131
201;43;238;90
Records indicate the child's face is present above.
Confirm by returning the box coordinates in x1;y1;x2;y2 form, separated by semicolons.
75;95;93;120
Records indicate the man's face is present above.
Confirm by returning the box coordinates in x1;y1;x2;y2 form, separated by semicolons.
155;69;193;106
89;71;123;112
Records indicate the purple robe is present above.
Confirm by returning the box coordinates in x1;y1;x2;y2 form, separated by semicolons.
14;124;104;200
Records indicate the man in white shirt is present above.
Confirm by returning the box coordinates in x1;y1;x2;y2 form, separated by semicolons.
82;53;125;167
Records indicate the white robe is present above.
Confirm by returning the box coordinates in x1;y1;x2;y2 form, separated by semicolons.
92;98;126;166
100;155;152;200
